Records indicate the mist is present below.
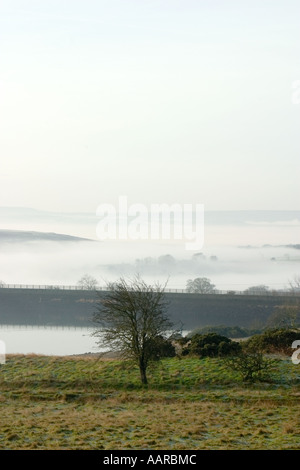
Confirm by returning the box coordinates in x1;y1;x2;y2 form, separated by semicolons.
0;212;299;291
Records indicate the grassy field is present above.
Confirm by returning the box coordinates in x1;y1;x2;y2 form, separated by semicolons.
0;353;299;450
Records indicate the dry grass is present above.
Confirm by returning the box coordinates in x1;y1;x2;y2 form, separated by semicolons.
0;354;299;450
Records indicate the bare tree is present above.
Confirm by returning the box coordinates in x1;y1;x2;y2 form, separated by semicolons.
77;274;98;290
289;275;300;293
186;277;216;294
92;276;174;384
244;285;269;295
267;304;299;329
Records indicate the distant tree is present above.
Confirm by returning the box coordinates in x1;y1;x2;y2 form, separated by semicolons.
77;274;98;290
186;277;216;294
267;304;299;329
0;280;6;288
135;257;155;268
244;285;269;295
192;252;206;260
289;275;300;293
92;276;174;385
158;254;176;271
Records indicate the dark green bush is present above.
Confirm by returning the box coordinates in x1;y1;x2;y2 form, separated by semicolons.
187;325;259;339
146;335;176;361
183;333;241;358
224;350;276;382
244;328;300;355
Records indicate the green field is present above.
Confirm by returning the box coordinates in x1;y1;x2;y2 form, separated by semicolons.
0;354;299;450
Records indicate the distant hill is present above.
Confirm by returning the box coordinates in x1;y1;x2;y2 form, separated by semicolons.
0;229;94;243
204;210;300;226
0;207;299;227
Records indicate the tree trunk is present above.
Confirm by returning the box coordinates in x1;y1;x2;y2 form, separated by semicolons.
139;361;148;385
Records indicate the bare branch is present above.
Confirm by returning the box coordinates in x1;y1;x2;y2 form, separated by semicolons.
92;275;174;384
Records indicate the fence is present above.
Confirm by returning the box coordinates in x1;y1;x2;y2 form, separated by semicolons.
0;283;299;296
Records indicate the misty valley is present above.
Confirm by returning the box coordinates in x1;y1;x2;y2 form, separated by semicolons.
0;209;299;452
0;208;299;293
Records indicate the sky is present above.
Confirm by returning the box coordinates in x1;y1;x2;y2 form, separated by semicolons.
0;0;300;214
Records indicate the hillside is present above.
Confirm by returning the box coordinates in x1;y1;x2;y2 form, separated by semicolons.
0;287;299;329
0;229;93;243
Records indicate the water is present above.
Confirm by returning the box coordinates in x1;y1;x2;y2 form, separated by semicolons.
0;325;102;356
0;325;191;356
0;209;299;355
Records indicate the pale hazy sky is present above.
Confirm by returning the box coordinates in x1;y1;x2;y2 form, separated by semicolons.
1;0;299;213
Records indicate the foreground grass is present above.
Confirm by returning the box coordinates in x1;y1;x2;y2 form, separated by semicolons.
0;354;299;450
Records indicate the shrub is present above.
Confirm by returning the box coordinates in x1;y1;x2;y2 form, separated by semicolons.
224;350;276;382
187;325;254;339
244;328;300;355
182;333;241;358
147;336;176;361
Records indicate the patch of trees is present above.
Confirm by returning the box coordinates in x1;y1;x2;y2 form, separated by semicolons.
175;326;300;382
176;331;276;382
244;285;270;295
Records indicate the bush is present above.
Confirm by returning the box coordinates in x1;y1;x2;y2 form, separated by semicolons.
182;333;241;358
244;328;300;355
146;336;176;361
187;325;254;339
224;350;276;382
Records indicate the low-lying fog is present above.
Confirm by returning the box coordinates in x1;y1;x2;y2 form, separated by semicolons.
0;209;299;291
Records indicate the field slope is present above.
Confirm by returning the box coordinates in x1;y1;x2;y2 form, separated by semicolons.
0;354;299;450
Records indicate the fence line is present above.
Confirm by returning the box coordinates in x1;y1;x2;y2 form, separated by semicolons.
0;324;89;331
0;283;299;296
